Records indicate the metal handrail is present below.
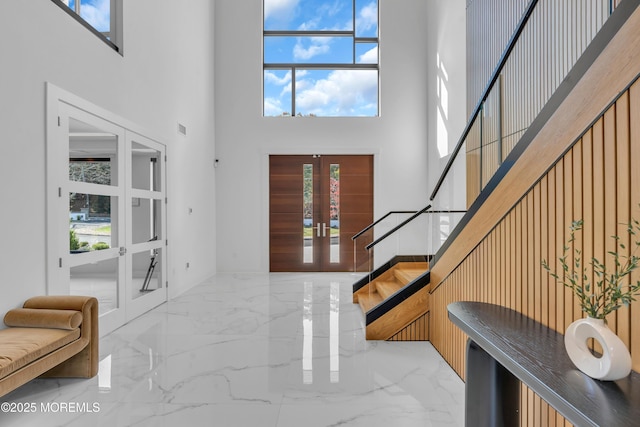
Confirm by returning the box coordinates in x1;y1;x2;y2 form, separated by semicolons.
365;204;432;250
429;0;539;202
352;210;418;240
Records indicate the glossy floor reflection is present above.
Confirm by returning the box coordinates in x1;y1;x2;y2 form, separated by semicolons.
0;273;464;426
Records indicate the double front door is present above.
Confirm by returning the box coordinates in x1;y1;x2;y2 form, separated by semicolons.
270;155;373;272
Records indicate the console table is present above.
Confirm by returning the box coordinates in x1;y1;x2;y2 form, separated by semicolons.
447;302;640;427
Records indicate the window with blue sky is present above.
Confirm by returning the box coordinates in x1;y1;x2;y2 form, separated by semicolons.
264;0;379;117
61;0;111;32
53;0;121;52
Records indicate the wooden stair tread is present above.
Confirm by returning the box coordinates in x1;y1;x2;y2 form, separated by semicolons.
395;261;429;270
375;280;403;300
353;259;431;340
394;267;429;284
358;292;383;313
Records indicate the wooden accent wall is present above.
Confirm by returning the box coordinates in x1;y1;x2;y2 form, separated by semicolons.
432;78;640;426
366;286;429;340
387;313;429;341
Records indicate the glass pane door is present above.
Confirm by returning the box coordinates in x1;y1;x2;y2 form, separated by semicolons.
48;98;168;336
65;106;126;335
125;132;167;318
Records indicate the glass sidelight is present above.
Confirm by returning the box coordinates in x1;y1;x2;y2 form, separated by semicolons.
329;164;340;264
303;164;314;264
302;158;340;267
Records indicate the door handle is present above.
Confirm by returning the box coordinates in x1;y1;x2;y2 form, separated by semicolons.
119;246;127;256
312;223;328;237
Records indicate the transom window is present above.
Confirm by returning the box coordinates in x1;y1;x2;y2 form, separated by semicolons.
52;0;122;53
263;0;379;117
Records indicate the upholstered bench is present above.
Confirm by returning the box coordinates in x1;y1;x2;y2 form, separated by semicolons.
0;296;98;398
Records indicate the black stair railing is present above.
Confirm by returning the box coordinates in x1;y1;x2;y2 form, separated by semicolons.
364;204;432;251
351;205;466;273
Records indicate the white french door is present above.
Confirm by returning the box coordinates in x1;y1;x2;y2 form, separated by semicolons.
47;88;167;336
125;131;167;318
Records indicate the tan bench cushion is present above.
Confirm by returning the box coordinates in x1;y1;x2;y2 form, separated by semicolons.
4;309;82;330
0;328;81;380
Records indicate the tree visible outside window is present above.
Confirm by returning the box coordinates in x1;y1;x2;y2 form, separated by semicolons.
264;0;379;117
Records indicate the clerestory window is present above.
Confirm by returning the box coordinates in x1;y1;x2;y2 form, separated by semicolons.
52;0;122;53
263;0;379;117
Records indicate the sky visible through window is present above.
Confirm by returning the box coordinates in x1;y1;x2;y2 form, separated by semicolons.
61;0;111;33
264;0;379;117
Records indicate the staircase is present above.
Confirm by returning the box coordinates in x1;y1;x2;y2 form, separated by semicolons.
353;258;430;340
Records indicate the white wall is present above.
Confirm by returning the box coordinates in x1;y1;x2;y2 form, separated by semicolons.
426;0;467;199
0;1;216;317
425;0;468;252
214;0;433;272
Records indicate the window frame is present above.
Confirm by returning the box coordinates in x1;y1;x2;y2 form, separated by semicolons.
263;0;380;117
51;0;123;54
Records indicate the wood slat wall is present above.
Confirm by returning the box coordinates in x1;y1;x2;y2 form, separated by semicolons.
366;286;430;340
387;313;429;341
432;79;640;426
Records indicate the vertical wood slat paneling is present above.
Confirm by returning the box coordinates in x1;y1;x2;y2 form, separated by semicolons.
630;82;640;373
432;79;640;427
387;312;429;341
617;92;631;349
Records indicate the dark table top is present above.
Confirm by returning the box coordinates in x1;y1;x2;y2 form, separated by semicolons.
447;301;640;427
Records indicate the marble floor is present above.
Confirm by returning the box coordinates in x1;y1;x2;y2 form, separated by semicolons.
0;273;465;427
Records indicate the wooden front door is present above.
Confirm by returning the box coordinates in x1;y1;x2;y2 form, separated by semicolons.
270;155;373;272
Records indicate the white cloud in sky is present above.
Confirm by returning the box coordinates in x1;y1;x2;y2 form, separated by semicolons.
298;16;320;31
293;39;331;60
358;2;378;32
265;0;300;21
318;0;346;18
80;0;111;32
358;46;378;64
265;97;287;116
265;70;292;86
264;1;379;116
298;0;350;30
296;70;378;116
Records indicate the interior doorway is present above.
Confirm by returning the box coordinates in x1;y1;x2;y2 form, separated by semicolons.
269;155;373;272
47;85;168;336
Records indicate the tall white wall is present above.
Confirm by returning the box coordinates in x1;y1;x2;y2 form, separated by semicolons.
0;1;216;317
426;0;467;197
425;0;468;253
214;0;432;272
